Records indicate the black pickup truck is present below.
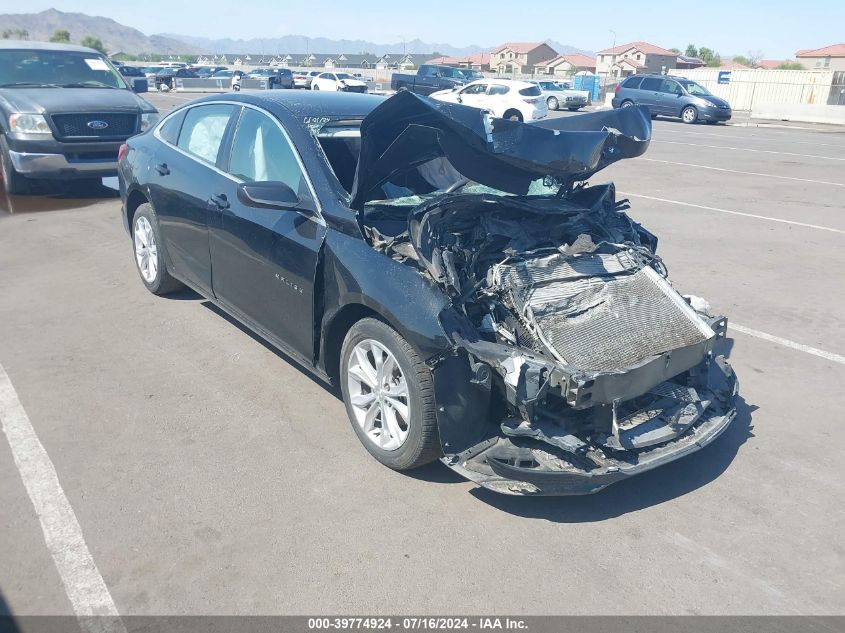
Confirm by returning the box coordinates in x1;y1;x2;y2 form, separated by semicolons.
390;64;481;95
0;40;158;194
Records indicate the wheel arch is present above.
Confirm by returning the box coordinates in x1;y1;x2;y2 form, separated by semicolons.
125;187;149;227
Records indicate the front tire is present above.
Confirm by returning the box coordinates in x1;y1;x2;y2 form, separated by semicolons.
340;318;441;471
131;203;184;296
682;105;698;124
1;135;31;195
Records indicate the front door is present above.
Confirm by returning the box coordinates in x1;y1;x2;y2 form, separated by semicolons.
209;106;326;360
636;76;664;114
148;103;237;294
658;78;685;116
458;83;488;108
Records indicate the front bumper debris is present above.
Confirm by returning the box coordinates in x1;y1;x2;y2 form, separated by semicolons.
439;353;738;496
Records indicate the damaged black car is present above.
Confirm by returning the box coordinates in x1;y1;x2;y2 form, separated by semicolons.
119;89;738;496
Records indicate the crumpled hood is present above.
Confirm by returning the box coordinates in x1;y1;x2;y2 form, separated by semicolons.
0;87;152;115
350;90;651;209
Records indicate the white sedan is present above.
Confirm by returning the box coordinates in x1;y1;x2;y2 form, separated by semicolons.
310;72;368;93
430;79;547;122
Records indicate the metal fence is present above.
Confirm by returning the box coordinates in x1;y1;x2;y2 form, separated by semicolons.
667;68;843;110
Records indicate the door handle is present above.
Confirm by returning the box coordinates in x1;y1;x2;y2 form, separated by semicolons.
209;193;229;209
155;163;170;175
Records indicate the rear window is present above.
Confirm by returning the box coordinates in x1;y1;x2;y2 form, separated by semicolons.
518;86;541;96
622;76;644;89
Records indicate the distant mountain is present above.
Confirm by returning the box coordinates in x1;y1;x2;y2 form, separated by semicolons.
546;40;595;57
159;33;487;57
0;9;198;54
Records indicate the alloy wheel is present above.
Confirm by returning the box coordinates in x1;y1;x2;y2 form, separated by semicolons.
134;216;158;283
346;339;410;451
683;107;697;123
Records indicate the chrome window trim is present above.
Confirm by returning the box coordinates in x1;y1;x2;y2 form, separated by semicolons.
153;100;325;225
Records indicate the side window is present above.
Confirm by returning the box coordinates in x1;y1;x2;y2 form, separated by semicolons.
623;76;644;89
661;79;682;94
461;84;485;95
177;104;234;164
227;109;310;200
158;110;186;145
488;84;509;95
420;66;432;76
640;77;663;91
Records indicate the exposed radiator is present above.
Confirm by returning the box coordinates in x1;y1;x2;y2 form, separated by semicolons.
490;250;715;372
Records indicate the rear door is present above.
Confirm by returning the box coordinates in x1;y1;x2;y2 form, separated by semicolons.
148;103;237;294
208;106;326;360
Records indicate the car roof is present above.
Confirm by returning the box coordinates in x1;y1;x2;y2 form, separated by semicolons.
0;40;105;54
468;78;535;88
190;90;387;119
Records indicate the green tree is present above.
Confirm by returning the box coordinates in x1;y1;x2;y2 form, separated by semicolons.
80;36;106;54
50;29;71;43
697;47;721;67
685;44;698;58
669;47;681;54
777;62;804;70
2;29;29;40
732;55;751;67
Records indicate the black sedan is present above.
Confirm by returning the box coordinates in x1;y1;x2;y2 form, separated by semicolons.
118;91;738;496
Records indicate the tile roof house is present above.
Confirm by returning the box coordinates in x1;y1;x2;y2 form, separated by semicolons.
490;42;558;74
534;53;596;76
796;43;845;71
426;52;491;71
596;41;678;77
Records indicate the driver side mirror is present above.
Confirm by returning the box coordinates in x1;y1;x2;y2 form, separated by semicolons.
237;181;302;211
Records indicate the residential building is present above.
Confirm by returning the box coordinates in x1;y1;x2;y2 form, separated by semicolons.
490;42;558;74
796;43;845;71
426;52;491;72
675;55;705;69
533;53;596;76
595;41;678;78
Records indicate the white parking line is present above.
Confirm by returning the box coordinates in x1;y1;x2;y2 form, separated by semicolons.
731;324;845;366
638;158;845;187
619;191;845;235
0;361;126;633
657;140;845;162
656;128;845;149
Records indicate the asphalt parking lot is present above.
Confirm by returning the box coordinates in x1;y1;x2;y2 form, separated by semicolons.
1;91;843;617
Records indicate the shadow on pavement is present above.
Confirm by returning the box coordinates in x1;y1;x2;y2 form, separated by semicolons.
200;300;342;398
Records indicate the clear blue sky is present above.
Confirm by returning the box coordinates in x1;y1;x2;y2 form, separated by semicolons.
8;0;843;58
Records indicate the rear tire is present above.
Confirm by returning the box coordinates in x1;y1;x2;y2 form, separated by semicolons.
340;318;441;471
567;106;580;111
547;96;559;110
504;109;523;122
312;84;320;91
620;99;635;108
131;203;184;296
0;135;31;195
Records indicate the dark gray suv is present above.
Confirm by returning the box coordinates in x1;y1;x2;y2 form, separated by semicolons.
612;74;732;124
